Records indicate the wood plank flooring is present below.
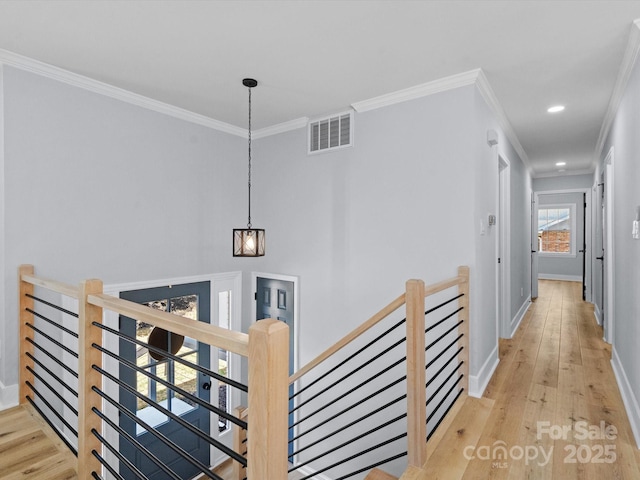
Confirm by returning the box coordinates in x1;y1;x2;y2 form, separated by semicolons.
0;404;77;480
407;279;640;480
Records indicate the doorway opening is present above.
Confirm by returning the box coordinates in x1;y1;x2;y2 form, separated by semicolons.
252;272;299;460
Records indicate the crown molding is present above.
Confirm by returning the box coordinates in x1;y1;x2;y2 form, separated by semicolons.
595;19;640;160
351;69;481;113
0;48;247;138
474;69;531;173
253;116;308;139
350;68;531;174
532;168;595;179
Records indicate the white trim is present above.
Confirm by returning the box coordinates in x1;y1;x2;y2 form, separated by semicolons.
291;465;332;480
603;147;615;345
350;68;531;174
0;48;247;138
253;117;309;139
250;271;300;372
534;188;593;195
475;70;531;173
0;64;5;369
497;154;511;340
0;380;18;410
537;274;583;282
469;346;499;398
537;202;577;257
533;168;595;179
351;69;480;113
594;303;603;326
510;297;531;338
611;347;640;448
595;20;640;161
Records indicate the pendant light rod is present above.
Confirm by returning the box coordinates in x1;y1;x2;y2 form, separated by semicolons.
244;78;257;228
233;78;265;257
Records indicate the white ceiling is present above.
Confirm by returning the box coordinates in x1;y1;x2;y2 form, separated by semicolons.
1;1;640;177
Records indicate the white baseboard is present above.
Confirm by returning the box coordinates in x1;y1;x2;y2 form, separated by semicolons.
510;297;531;338
293;465;332;480
0;381;18;410
594;303;603;326
537;274;582;282
469;345;499;398
611;347;640;448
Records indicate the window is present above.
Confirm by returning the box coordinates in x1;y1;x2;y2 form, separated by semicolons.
538;204;576;256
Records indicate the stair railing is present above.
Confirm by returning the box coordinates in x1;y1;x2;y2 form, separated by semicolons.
234;266;470;479
18;264;289;480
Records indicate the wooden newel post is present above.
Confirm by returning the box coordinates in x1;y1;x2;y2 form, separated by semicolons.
406;279;426;467
78;279;104;478
19;265;35;405
247;319;289;480
457;266;470;394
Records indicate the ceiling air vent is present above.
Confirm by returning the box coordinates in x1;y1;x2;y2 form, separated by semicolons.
308;111;353;154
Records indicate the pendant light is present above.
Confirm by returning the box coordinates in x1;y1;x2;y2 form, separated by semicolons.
233;78;265;257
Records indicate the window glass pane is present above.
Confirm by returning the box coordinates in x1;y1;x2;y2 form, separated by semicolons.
135;295;199;434
170;295;199;411
538;207;571;253
218;290;232;433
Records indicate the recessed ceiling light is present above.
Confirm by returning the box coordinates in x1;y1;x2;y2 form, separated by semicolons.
548;105;565;113
555;161;566;166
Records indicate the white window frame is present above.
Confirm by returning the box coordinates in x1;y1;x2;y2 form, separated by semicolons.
538;203;577;258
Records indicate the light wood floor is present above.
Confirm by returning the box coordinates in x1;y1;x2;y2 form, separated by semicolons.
408;279;640;480
0;403;77;480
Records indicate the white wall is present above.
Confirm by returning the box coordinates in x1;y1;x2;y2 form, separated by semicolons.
0;66;247;389
533;173;593;191
601;48;640;447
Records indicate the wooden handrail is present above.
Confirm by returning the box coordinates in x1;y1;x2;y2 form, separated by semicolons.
289;292;407;384
289;273;467;385
423;274;465;297
87;293;249;357
20;273;79;299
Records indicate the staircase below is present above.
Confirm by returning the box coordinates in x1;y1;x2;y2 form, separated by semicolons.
398;395;495;480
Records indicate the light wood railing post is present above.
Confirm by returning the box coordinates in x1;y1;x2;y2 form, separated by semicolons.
406;279;426;467
78;279;104;478
247;319;289;480
19;265;35;405
458;266;470;393
233;406;248;480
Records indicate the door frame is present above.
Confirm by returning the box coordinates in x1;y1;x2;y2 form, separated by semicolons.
251;272;299;374
98;271;242;476
497;154;512;338
532;188;592;301
603;147;615;343
251;271;300;459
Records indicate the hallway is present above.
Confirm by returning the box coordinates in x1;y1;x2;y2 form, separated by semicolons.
423;279;640;479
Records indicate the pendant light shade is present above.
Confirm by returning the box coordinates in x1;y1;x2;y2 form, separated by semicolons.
233;78;265;257
233;228;266;257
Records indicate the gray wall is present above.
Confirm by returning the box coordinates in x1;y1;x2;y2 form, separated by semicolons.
0;63;534;464
0;66;248;387
533;173;593;191
600;44;640;445
537;192;585;279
